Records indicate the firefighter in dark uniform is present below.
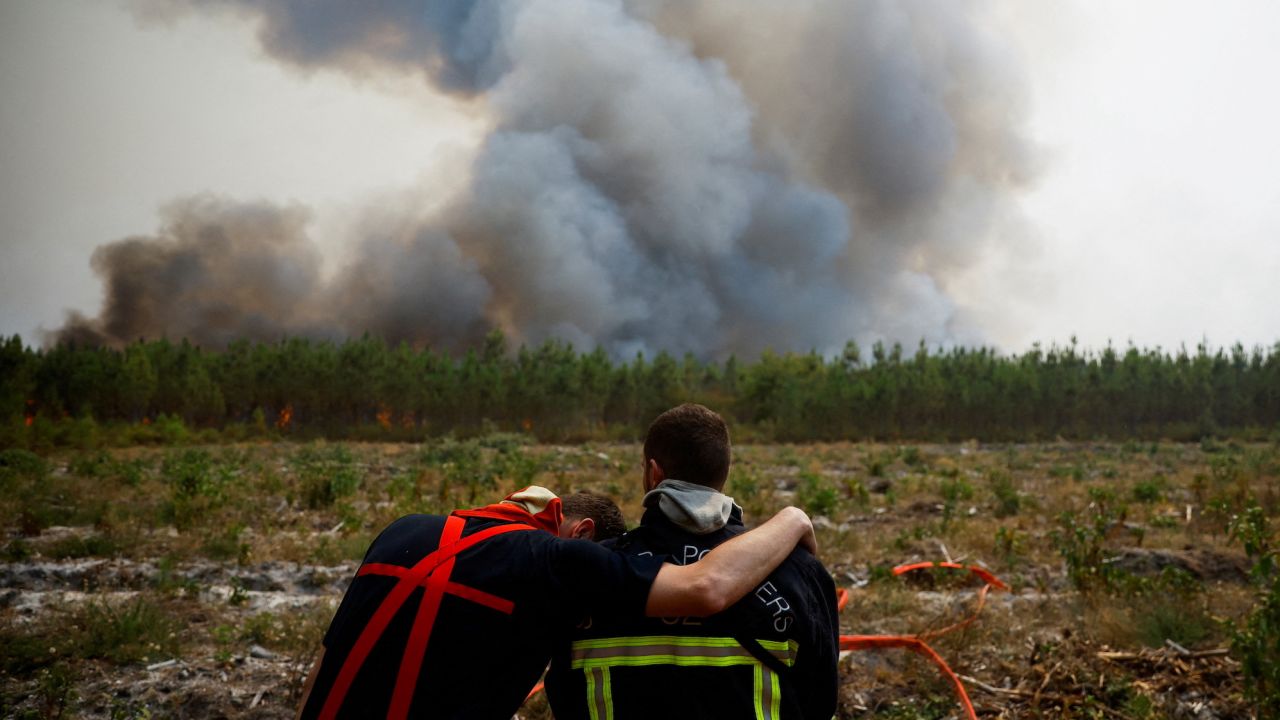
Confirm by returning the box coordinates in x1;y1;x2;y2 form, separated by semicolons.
546;405;839;720
297;485;817;720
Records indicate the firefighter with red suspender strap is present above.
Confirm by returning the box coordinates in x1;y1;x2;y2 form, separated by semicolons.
316;515;535;720
298;486;818;720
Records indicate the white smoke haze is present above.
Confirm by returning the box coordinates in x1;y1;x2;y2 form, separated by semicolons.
58;0;1040;358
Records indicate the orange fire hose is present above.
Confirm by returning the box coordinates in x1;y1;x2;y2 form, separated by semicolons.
837;562;1008;720
839;634;977;719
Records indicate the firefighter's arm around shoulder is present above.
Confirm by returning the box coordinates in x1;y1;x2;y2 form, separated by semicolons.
643;505;816;617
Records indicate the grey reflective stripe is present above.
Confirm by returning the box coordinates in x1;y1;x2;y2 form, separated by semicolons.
586;667;611;720
570;635;797;667
759;664;772;719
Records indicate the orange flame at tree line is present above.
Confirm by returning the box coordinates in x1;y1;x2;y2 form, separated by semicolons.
277;404;293;430
376;405;393;430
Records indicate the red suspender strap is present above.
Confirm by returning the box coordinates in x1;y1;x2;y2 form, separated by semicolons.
355;565;515;613
317;519;534;720
387;515;465;719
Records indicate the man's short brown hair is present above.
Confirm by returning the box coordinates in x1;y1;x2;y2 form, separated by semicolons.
561;491;627;541
643;403;731;489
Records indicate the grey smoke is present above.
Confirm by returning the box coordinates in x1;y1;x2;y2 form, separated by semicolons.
62;0;1038;357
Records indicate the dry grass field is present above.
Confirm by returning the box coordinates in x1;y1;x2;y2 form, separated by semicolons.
3;438;1277;718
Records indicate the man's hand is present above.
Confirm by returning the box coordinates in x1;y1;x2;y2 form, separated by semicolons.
786;505;818;555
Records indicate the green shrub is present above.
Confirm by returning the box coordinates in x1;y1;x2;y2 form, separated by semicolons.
864;451;889;478
1049;463;1086;482
1229;505;1280;718
900;446;923;467
153;414;189;444
490;445;540;488
46;534;119;560
76;599;182;664
152;556;199;596
202;524;250;564
114;458;147;487
1132;594;1214;649
939;475;975;524
1132;475;1165;504
989;471;1020;518
38;663;78;718
66;415;100;451
728;472;759;501
796;471;838;517
162;449;216;500
419;438;539;503
843;477;871;508
294;443;361;509
1052;508;1121;592
69;451;113;478
0;415;30;452
0;448;47;483
161;448;232;527
994;526;1024;568
3;538;32;562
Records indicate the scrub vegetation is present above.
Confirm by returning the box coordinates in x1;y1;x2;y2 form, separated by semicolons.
2;439;1277;718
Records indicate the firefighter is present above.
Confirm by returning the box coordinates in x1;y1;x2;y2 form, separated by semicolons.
545;404;840;719
559;490;628;542
297;484;816;719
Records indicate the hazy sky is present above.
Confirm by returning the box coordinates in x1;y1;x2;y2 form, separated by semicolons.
2;0;1278;353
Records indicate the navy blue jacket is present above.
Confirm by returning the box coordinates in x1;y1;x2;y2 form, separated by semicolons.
545;506;839;720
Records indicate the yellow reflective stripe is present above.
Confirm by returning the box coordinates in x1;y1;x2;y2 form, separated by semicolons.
572;636;797;718
779;638;799;665
769;664;781;718
602;667;614;720
585;668;600;720
768;666;778;712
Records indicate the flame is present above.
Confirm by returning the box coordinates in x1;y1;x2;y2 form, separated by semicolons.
521;418;533;432
277;404;293;430
24;416;33;427
376;405;393;430
24;399;34;427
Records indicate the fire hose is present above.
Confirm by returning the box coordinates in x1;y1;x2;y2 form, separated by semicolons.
837;562;1009;720
524;560;1006;718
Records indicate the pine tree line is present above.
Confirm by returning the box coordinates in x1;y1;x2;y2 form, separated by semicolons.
2;333;1278;446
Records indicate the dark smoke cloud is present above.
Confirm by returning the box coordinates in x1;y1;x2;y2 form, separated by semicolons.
56;196;329;347
64;0;1038;356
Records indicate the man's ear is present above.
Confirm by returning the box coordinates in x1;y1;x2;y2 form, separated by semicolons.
644;459;666;492
572;517;596;541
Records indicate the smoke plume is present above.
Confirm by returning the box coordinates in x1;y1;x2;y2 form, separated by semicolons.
56;196;329;347
61;0;1038;357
